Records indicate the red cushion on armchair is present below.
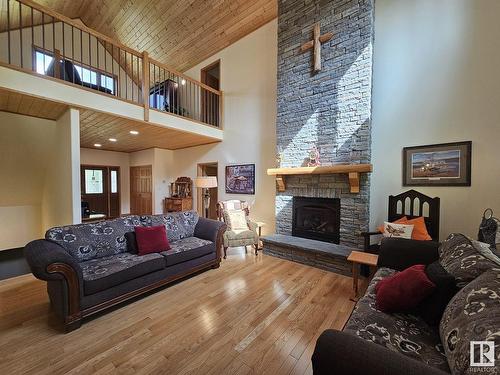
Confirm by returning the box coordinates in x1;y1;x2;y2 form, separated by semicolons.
375;264;435;313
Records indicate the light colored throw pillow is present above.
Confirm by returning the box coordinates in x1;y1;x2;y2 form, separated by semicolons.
225;210;248;231
382;222;414;239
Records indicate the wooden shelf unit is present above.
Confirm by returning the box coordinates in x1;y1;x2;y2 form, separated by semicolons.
267;164;373;193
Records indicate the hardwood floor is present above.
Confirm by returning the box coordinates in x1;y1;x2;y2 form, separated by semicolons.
0;249;356;375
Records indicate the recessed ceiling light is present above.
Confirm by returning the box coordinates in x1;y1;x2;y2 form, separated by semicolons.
129;130;139;135
109;138;117;142
94;143;102;148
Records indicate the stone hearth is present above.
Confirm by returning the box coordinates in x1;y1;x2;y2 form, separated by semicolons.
262;234;352;276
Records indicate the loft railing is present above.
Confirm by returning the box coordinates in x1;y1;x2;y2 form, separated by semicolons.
0;0;222;128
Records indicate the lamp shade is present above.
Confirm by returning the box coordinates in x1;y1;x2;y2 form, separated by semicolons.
193;176;218;188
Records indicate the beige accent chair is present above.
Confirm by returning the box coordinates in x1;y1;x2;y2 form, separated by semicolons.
216;200;259;259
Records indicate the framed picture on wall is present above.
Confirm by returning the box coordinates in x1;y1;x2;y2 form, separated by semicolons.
225;164;255;194
403;141;472;186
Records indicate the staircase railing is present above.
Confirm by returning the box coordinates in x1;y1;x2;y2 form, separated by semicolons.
0;0;223;128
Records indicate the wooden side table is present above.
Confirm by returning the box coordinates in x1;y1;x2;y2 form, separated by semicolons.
347;250;378;301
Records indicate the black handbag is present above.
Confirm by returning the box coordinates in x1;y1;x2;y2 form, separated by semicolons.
478;209;500;249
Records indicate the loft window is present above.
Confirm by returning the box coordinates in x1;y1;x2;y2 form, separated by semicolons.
34;48;116;94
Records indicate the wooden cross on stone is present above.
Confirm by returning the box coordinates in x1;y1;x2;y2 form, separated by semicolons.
300;23;333;73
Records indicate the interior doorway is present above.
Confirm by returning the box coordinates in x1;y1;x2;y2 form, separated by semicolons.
130;165;152;215
201;60;220;127
197;162;218;220
81;165;120;220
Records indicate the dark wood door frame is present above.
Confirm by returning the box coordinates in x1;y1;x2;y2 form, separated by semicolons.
201;59;220;127
81;165;121;219
197;162;218;219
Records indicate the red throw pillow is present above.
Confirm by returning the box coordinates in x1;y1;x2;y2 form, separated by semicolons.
375;265;435;313
134;226;170;255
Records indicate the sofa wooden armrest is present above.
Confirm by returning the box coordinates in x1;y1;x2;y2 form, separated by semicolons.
24;239;83;331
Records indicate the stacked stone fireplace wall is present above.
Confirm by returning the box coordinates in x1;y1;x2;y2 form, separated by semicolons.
276;0;374;249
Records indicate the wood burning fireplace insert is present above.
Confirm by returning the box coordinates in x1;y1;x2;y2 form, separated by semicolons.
292;196;340;244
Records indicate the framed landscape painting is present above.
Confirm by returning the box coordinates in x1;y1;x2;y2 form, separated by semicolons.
225;164;255;194
403;141;472;186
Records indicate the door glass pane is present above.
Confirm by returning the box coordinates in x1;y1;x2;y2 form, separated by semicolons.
84;169;103;194
111;170;118;193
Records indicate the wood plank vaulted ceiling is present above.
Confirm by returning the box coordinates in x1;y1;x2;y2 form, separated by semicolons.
31;0;277;71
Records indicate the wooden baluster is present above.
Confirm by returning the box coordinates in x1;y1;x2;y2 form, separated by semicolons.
96;36;99;82
131;53;134;102
110;43;114;95
71;25;75;84
123;51;128;100
88;31;91;80
104;40;107;91
118;48;121;98
142;51;149;121
54;48;61;79
52;15;55;77
42;12;45;69
31;6;34;71
219;91;223;128
19;2;23;68
61;22;65;70
163;67;166;112
7;0;10;64
80;29;83;87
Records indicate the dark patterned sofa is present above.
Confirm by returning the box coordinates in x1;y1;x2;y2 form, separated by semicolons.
312;234;500;375
24;211;226;332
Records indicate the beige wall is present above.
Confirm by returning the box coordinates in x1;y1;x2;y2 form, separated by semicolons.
174;20;278;234
130;148;175;215
0;112;56;249
153;148;175;215
371;0;500;239
41;108;81;231
80;148;131;214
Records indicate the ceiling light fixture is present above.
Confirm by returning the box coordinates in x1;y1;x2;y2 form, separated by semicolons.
109;138;117;142
181;79;186;85
129;130;139;135
94;143;102;148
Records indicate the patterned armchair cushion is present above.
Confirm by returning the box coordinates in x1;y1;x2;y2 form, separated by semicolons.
46;216;142;262
223;228;258;247
223;209;248;231
159;237;214;266
439;268;500;375
80;252;165;295
140;210;199;243
344;267;450;372
439;233;497;287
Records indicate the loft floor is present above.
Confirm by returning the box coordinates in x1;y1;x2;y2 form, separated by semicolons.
0;87;221;152
0;249;356;375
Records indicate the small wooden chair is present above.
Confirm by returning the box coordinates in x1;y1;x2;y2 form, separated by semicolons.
362;190;440;252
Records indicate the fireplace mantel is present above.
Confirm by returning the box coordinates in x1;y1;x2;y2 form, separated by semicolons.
267;164;373;193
